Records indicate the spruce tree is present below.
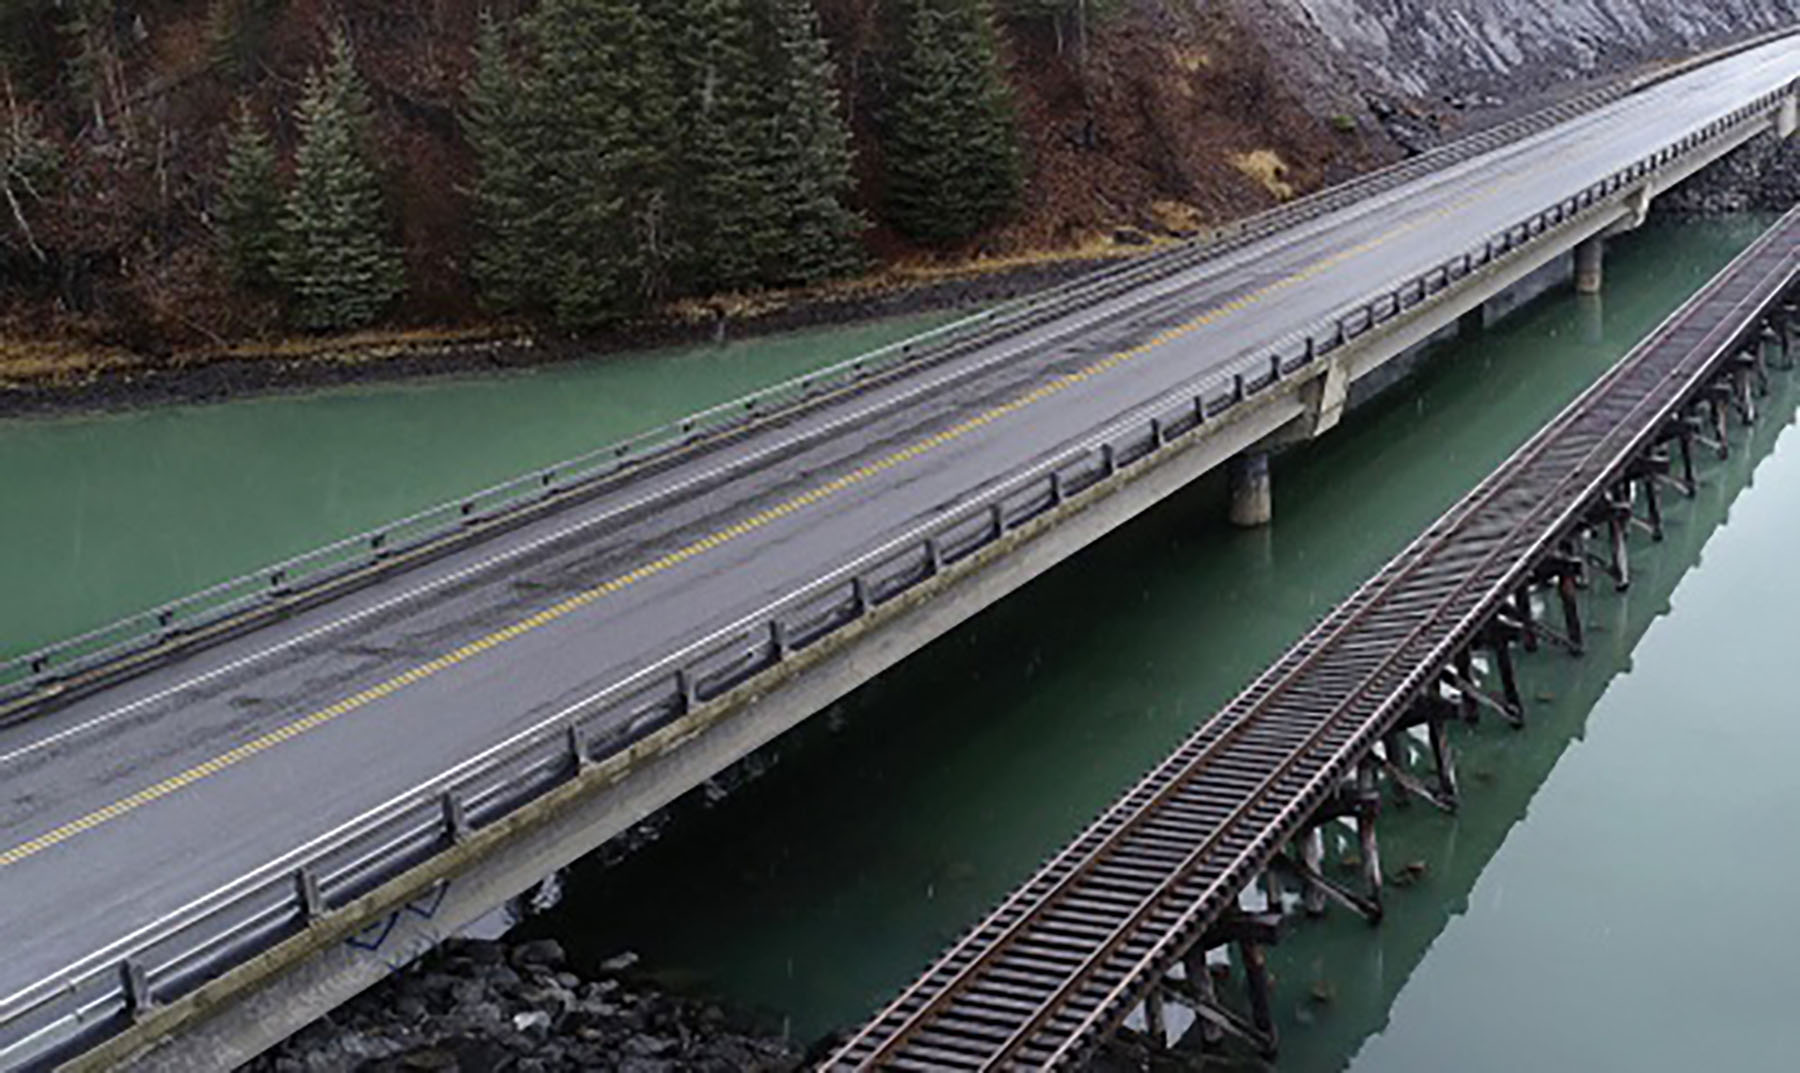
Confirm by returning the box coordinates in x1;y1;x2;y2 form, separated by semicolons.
462;12;544;315
276;30;405;331
883;0;1022;244
670;0;779;294
528;0;675;326
668;0;861;294
208;0;282;82
217;100;281;290
764;0;864;284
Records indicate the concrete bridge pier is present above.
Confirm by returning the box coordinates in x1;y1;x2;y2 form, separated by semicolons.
1228;452;1273;528
1575;236;1605;296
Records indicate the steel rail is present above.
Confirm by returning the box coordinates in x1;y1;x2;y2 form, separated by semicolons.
836;207;1800;1070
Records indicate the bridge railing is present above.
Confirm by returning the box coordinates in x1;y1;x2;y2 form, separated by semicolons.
12;34;1781;713
3;78;1795;1067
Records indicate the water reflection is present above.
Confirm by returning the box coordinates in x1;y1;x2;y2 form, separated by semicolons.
1270;369;1798;1071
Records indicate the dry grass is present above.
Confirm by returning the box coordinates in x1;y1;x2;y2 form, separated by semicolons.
207;324;528;363
0;324;533;390
0;339;142;386
1229;149;1297;200
1171;47;1211;75
1148;200;1208;235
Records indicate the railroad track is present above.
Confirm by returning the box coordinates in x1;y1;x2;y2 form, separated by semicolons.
828;210;1800;1071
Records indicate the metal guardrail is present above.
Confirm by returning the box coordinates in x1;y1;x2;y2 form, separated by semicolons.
2;59;1796;1073
7;35;1776;714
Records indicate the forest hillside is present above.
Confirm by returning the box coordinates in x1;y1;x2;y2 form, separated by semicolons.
0;0;1787;354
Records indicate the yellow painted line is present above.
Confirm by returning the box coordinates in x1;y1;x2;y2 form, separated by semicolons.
0;150;1553;871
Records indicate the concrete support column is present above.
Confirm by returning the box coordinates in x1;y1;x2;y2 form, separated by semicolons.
1228;452;1272;528
1575;236;1604;296
1779;94;1798;140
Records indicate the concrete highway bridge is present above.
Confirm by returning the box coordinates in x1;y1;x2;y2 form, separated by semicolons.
3;30;1800;1073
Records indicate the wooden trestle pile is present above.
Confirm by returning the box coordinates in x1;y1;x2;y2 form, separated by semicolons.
827;209;1800;1071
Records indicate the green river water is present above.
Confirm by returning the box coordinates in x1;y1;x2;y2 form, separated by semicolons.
2;217;1792;1069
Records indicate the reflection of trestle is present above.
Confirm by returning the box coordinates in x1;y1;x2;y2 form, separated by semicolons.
1125;302;1799;1064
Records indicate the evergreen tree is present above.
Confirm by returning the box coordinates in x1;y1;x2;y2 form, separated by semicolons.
883;0;1022;244
207;0;283;82
764;0;864;283
670;0;779;293
276;30;405;331
217;100;281;290
669;0;861;294
462;12;544;314
60;0;115;135
528;0;675;326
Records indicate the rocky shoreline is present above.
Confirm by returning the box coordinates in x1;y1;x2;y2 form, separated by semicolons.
244;937;804;1073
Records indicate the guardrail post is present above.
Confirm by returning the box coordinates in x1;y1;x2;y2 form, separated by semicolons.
566;722;590;773
924;538;943;577
769;618;790;660
676;669;697;712
852;577;871;616
1101;443;1117;478
120;959;152;1021
442;791;470;844
295;866;326;923
990;503;1007;540
1048;471;1064;507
